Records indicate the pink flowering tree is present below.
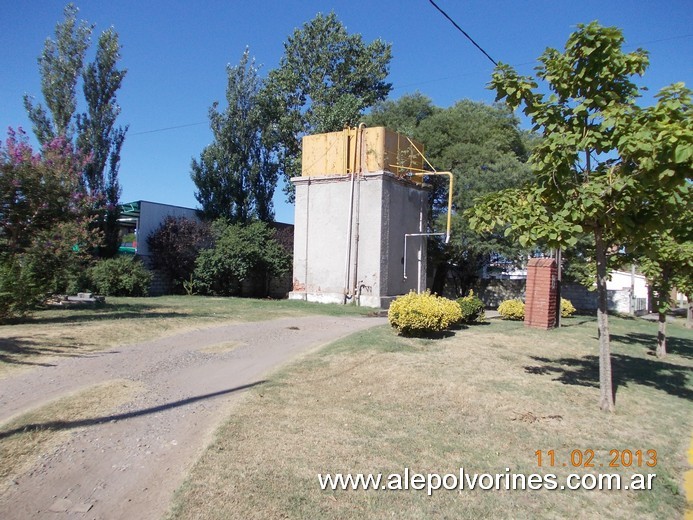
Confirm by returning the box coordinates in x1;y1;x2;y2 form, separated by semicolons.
0;128;103;318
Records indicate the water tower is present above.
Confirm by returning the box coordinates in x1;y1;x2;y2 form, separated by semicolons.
288;126;440;308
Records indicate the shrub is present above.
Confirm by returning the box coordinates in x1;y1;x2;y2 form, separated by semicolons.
497;299;525;320
193;220;291;297
561;297;576;318
0;257;43;320
89;256;152;296
456;290;486;324
388;291;462;336
147;216;212;293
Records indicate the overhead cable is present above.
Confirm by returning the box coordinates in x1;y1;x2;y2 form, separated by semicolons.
428;0;498;66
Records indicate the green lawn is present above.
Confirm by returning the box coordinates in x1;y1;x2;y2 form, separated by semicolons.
166;314;693;520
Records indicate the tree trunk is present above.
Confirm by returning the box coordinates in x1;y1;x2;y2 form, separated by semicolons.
595;229;615;412
656;312;667;357
687;295;692;329
654;268;671;357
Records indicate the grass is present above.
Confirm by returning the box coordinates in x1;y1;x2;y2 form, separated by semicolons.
0;296;372;378
0;379;142;493
166;315;693;520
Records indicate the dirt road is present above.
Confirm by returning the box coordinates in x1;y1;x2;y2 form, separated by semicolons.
0;314;386;519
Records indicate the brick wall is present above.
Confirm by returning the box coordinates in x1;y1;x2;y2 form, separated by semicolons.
524;258;558;329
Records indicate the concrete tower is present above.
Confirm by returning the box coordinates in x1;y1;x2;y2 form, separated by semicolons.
288;126;431;308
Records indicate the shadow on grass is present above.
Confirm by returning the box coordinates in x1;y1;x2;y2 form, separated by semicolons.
559;316;597;327
0;336;91;367
0;380;266;440
18;303;187;325
400;329;461;339
524;354;692;402
612;333;693;360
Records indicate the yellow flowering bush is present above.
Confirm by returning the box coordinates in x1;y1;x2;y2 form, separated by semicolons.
388;291;462;336
497;299;525;320
561;297;576;318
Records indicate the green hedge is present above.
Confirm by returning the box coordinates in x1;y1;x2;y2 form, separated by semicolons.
89;256;152;296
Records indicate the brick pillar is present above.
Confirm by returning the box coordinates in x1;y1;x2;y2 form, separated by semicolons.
525;258;558;329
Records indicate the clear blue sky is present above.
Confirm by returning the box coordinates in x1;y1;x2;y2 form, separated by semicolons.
1;1;691;224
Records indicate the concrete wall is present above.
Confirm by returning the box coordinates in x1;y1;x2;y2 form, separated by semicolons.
380;175;429;299
607;270;649;299
472;280;526;308
472;279;650;314
136;201;200;258
560;283;597;311
290;171;429;308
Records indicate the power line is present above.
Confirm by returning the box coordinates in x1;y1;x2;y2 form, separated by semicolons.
128;29;692;135
130;121;207;136
427;0;498;66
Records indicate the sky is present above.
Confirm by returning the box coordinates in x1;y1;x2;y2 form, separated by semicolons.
1;1;691;224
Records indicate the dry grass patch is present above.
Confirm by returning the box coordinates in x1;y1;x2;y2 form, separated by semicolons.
167;316;692;520
0;296;370;378
0;379;142;492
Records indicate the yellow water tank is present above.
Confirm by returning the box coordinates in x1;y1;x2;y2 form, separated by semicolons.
301;126;425;182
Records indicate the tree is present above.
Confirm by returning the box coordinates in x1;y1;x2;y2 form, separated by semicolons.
147;216;212;292
193;220;291;297
192;49;278;222
76;28;128;257
0;128;101;318
24;3;92;144
637;213;693;356
24;4;127;257
419;101;535;293
365;92;437;137
264;12;392;197
468;22;692;412
367;96;534;295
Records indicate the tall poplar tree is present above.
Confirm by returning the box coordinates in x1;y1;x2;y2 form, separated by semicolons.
24;3;92;144
191;49;278;223
76;28;128;257
24;4;128;257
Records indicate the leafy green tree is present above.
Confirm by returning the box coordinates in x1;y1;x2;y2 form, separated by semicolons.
420;101;534;294
192;49;278;222
24;4;127;257
468;22;692;412
365;92;437;137
367;96;534;294
637;214;692;356
193;220;291;296
264;12;392;197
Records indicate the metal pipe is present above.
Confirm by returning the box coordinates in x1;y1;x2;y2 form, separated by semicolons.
343;128;358;302
351;123;366;302
435;171;453;244
402;137;453;244
304;178;310;290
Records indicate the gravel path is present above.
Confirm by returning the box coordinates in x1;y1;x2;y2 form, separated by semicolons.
0;314;386;519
